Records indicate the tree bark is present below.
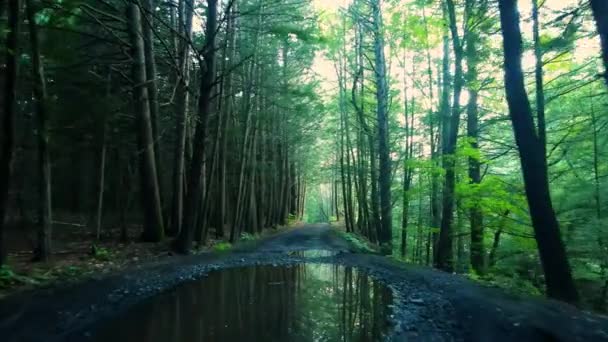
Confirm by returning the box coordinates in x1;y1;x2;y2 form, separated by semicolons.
169;0;194;236
0;0;20;266
437;0;464;272
532;0;547;155
590;0;608;87
371;0;392;253
498;0;578;304
176;0;217;253
141;0;162;193
465;1;485;275
95;117;107;240
127;2;165;242
27;0;53;261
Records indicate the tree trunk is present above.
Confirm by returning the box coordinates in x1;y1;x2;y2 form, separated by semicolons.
141;0;162;196
532;0;547;155
437;0;464;272
498;0;578;304
400;49;414;258
127;2;165;242
590;0;608;87
169;0;194;237
371;0;392;253
465;3;485;275
489;210;510;268
0;0;20;266
95;118;107;240
27;0;52;262
175;0;217;253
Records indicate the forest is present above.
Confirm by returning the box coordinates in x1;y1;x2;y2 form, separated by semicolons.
0;0;607;314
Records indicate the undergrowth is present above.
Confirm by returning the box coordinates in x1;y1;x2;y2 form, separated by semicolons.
336;230;375;253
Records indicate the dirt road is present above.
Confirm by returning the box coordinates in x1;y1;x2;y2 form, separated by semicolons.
1;224;607;341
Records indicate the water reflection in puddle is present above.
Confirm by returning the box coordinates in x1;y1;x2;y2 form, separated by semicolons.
93;264;393;342
288;249;339;257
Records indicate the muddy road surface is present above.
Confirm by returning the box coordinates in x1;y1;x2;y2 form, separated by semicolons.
1;224;608;341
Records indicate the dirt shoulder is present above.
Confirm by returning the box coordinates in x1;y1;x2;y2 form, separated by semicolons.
1;224;608;342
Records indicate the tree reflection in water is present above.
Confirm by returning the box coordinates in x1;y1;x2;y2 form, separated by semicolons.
93;264;393;342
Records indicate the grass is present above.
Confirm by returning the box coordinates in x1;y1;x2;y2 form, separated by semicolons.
213;242;232;252
335;230;376;253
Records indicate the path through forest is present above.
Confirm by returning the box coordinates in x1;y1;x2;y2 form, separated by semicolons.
1;224;608;341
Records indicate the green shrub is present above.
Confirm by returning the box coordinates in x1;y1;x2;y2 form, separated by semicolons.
213;242;232;252
240;232;256;241
92;245;113;261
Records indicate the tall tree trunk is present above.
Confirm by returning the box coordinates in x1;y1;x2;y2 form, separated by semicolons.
95;117;107;240
27;0;52;261
437;0;464;272
498;0;578;304
217;3;236;238
422;3;441;265
0;0;20;266
175;0;217;253
465;1;485;274
94;71;112;240
371;0;392;253
127;2;165;242
169;0;194;236
532;0;547;155
400;49;414;258
141;0;162;195
590;0;608;87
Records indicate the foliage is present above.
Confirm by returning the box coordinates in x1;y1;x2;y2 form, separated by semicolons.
314;0;608;308
468;272;543;297
240;232;257;242
92;246;114;262
336;230;375;254
213;242;232;252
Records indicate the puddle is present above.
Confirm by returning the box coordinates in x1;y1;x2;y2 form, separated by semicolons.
93;264;393;342
288;249;339;257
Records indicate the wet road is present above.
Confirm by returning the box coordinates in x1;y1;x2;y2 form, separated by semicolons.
1;224;608;341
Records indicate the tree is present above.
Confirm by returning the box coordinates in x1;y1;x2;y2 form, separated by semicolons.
465;0;486;274
436;0;464;272
175;0;218;253
170;0;194;236
590;0;608;86
497;0;578;304
26;0;53;261
127;1;165;242
371;0;392;253
0;0;20;266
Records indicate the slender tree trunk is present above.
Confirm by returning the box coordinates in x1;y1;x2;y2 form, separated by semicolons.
498;0;578;304
27;0;52;261
176;0;217;253
590;0;608;87
0;0;20;266
590;103;607;309
127;2;164;242
400;49;413;258
141;0;162;193
217;3;236;238
422;3;441;265
371;0;392;253
465;4;485;274
532;0;547;155
437;0;464;272
95;118;107;240
489;210;510;268
94;71;112;240
170;0;194;236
